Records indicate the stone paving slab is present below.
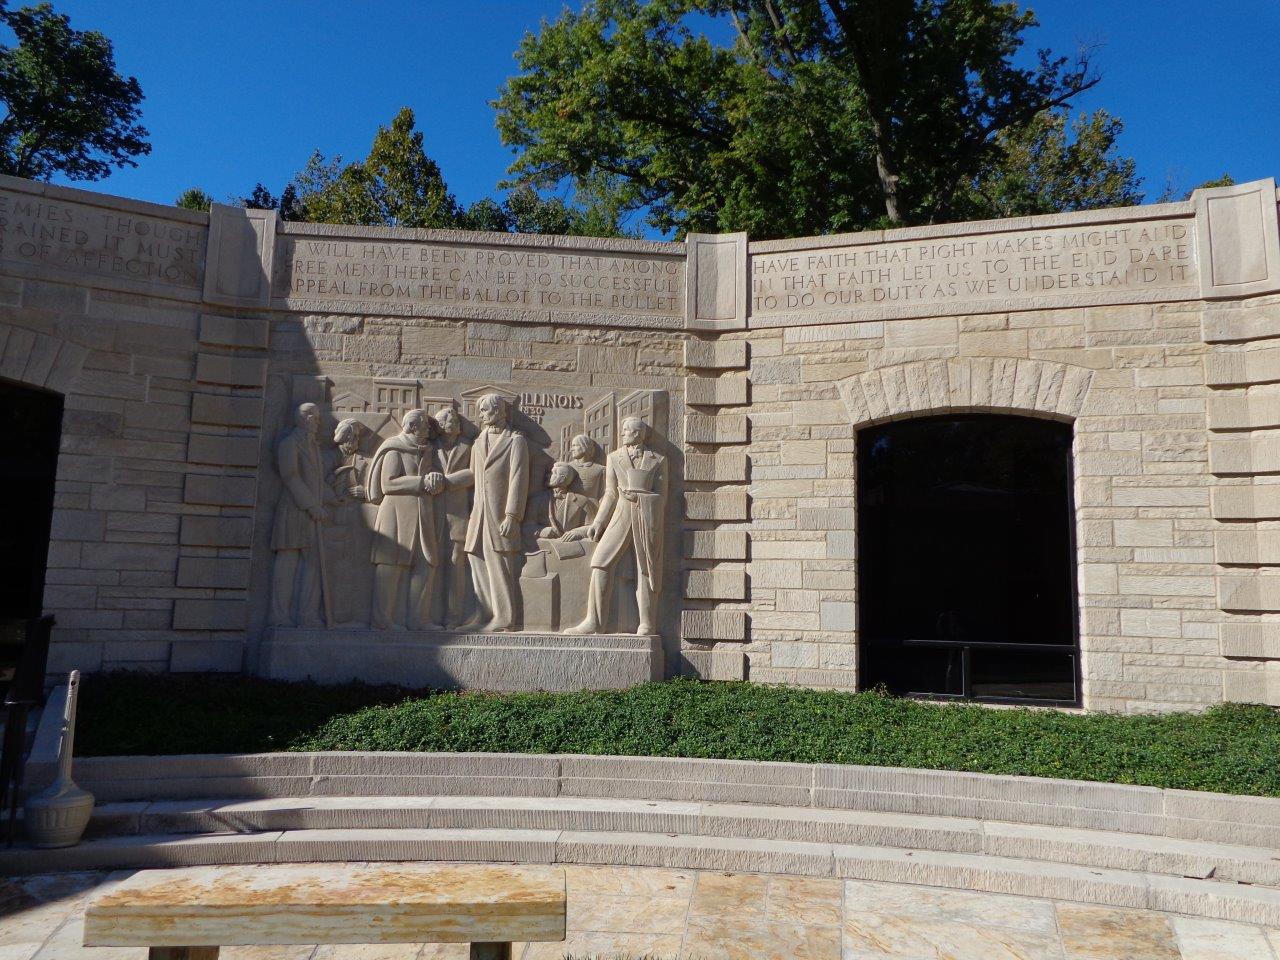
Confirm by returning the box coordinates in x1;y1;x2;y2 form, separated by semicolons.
4;862;1280;959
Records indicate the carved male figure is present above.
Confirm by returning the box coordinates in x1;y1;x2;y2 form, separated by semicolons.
539;462;594;541
566;417;667;636
331;418;370;501
366;409;445;630
462;394;529;632
433;404;474;628
568;434;605;501
270;402;328;627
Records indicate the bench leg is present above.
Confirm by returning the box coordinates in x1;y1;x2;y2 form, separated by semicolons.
469;944;511;960
148;949;219;959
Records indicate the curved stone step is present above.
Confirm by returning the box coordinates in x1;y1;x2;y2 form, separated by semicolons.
69;793;1280;889
6;825;1280;928
31;751;1280;849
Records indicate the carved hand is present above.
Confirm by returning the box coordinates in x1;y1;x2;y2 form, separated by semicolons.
563;529;585;542
499;515;517;539
306;504;325;522
586;523;601;542
622;490;638;503
538;526;555;539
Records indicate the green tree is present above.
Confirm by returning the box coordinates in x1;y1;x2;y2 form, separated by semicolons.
292;107;465;229
960;108;1141;219
494;0;1141;238
174;187;212;212
287;106;631;236
0;2;149;180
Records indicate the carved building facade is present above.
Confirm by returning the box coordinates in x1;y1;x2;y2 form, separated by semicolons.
3;172;1280;711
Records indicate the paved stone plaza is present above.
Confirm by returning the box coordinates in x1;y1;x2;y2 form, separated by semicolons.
3;864;1278;959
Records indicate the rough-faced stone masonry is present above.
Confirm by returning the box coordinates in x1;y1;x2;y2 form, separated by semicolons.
3;172;1279;712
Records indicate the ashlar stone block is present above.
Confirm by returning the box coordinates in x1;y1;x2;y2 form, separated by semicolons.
187;434;260;467
686;375;749;407
1221;622;1280;659
172;598;248;631
684;338;747;369
195;352;267;388
199;314;269;350
685;450;748;483
685;529;748;561
685;488;749;521
1205;345;1280;386
191;393;263;428
1219;573;1280;612
684;413;748;445
681;609;747;641
684;566;747;601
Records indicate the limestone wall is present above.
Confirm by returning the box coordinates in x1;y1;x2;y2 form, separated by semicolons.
2;169;1279;711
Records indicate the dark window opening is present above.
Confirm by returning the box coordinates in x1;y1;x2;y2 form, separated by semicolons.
0;378;63;621
857;414;1079;705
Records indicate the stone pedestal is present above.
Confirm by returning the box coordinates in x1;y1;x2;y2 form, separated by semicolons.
256;628;662;692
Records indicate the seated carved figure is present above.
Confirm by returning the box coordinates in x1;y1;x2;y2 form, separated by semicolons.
538;462;595;541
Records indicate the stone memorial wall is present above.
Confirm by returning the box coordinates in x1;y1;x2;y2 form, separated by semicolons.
3;170;1280;711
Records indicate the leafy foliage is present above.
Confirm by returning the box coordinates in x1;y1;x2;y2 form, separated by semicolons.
0;2;149;180
278;106;630;236
290;108;466;229
76;674;1280;797
494;0;1142;237
174;187;213;212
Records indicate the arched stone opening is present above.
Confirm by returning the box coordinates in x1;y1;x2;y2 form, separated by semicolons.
857;413;1079;704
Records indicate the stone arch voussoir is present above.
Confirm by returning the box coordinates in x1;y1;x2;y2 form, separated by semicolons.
837;356;1094;429
0;319;90;396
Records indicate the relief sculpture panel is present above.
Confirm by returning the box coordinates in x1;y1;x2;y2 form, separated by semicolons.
265;375;670;640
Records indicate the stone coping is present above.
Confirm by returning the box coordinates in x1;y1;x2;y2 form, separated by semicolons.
26;727;1280;843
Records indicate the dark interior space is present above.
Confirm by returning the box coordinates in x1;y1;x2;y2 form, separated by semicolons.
857;414;1079;704
0;378;62;622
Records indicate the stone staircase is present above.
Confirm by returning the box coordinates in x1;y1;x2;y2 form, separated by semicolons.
11;752;1280;927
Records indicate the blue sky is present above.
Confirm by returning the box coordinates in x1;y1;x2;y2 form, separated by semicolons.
36;1;1280;230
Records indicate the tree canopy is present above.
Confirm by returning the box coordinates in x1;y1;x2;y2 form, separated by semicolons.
0;2;149;181
184;107;635;237
494;0;1143;238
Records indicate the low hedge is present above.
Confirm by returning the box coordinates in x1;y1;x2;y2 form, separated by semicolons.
73;673;1280;796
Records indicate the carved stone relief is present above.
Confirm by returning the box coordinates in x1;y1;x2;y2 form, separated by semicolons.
266;378;670;637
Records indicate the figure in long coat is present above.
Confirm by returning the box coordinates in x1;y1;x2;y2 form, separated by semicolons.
461;394;529;632
433;405;474;628
270;402;327;627
366;409;444;630
565;417;667;636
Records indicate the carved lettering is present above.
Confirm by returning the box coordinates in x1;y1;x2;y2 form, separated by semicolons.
0;191;205;288
750;220;1195;316
276;235;685;317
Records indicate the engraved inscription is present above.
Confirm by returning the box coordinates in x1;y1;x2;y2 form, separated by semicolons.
751;220;1195;315
277;236;684;317
0;190;205;288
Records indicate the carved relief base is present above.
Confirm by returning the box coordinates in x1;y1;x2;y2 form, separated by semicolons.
257;628;662;692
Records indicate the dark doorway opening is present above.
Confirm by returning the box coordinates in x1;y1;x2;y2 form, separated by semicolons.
0;378;63;621
857;414;1079;705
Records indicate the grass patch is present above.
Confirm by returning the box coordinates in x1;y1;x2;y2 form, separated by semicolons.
73;673;1280;797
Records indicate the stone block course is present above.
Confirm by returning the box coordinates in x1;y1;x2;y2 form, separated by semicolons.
194;352;267;387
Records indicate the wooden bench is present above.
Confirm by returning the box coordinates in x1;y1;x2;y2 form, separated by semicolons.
82;863;566;960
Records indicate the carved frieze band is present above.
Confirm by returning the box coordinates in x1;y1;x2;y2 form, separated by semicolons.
2;174;1276;334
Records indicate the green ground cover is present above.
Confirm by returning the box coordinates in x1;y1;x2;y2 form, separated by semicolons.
74;674;1280;796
